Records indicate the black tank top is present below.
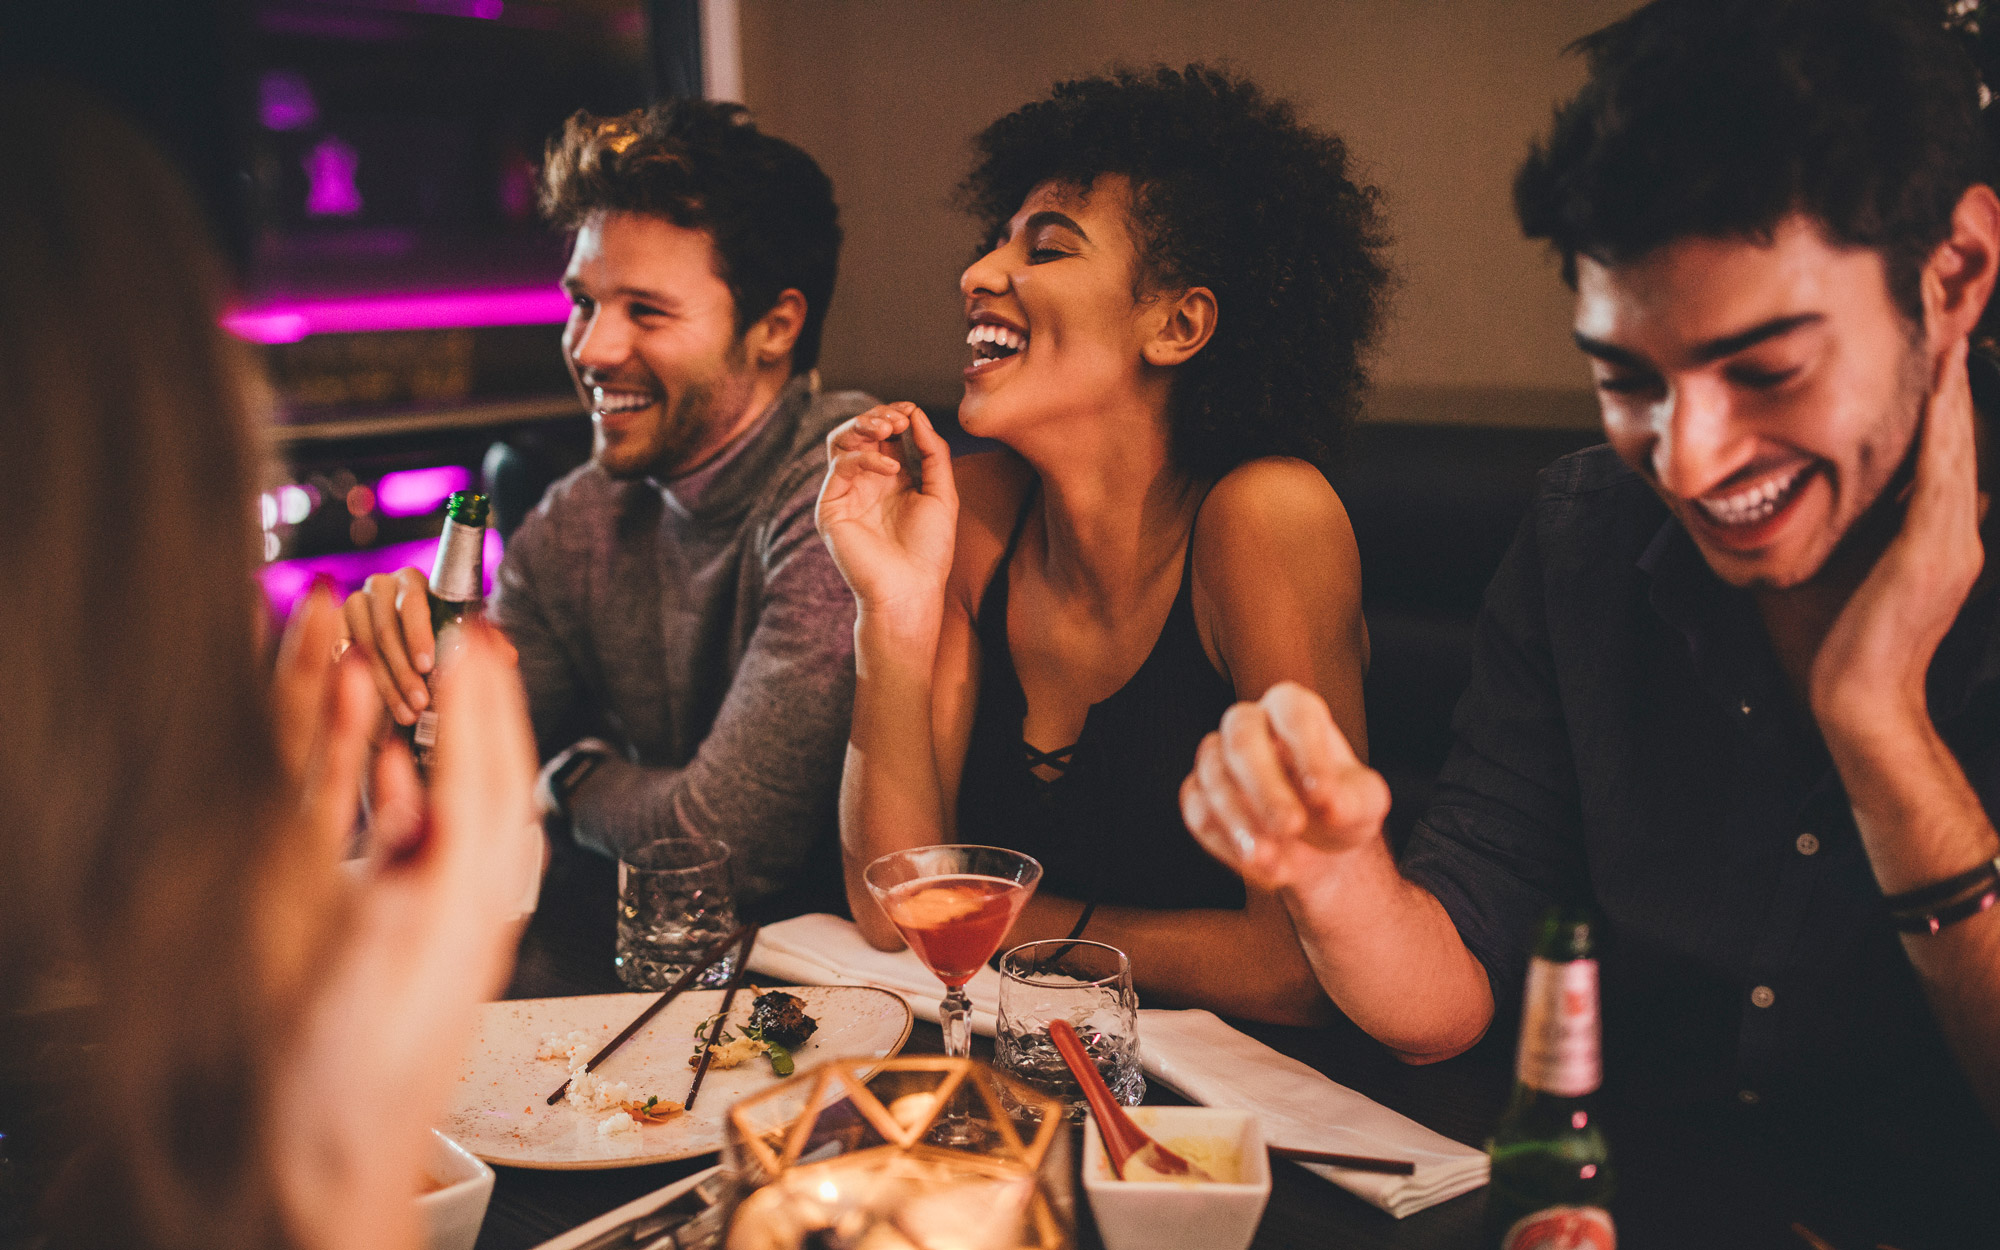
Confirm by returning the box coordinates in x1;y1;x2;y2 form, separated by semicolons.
954;488;1245;911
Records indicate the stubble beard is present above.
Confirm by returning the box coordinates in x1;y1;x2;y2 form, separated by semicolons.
1782;328;1935;594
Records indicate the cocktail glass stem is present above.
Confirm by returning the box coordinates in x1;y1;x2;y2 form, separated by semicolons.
939;985;973;1059
930;984;990;1145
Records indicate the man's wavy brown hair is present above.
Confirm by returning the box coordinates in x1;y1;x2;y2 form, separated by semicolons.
540;100;842;373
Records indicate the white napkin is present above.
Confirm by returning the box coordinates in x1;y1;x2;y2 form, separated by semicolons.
1138;1009;1488;1218
749;915;1488;1218
749;911;1006;1035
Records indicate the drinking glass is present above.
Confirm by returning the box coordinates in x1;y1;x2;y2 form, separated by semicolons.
996;940;1144;1123
614;835;737;990
862;846;1042;1060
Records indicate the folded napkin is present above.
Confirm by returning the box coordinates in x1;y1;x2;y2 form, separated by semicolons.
1138;1009;1488;1218
749;912;1006;1035
749;915;1488;1218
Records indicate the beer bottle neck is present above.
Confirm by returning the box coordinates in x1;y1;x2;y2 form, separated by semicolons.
429;518;484;604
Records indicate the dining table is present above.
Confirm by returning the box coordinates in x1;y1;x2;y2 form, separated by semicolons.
469;850;1961;1250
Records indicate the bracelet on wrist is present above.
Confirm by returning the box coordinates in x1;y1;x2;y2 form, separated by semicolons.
1885;855;2000;935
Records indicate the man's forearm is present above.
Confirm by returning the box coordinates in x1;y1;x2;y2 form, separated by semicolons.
1279;837;1495;1063
1823;713;2000;1121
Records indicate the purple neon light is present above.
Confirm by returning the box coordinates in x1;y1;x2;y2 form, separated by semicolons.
305;136;364;217
261;528;505;621
259;70;319;131
224;286;569;344
375;465;474;518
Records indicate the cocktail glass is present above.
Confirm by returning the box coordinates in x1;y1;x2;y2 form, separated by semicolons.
863;845;1042;1062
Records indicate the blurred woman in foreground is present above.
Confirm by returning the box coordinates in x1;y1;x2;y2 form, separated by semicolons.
0;82;537;1249
819;66;1389;1023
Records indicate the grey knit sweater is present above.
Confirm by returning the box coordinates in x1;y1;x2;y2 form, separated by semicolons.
492;375;874;902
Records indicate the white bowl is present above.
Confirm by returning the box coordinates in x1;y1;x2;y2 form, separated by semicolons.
1081;1106;1270;1250
417;1129;496;1250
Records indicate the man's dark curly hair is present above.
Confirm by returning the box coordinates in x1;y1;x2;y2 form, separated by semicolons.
962;64;1391;477
1516;0;1994;339
541;99;841;373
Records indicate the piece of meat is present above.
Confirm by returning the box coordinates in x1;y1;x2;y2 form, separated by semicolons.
748;991;818;1051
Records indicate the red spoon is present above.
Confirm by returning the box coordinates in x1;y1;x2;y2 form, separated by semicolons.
1048;1019;1212;1182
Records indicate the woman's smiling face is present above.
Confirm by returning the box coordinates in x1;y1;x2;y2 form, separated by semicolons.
957;175;1171;445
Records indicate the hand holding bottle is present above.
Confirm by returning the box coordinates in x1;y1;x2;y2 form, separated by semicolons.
341;492;498;743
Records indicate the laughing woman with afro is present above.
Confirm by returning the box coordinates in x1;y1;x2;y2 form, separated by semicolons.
818;65;1390;1024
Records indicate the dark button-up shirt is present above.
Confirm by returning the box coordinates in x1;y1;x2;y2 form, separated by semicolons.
1402;441;1999;1242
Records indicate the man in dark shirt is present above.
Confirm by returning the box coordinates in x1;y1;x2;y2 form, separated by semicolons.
1180;2;2000;1243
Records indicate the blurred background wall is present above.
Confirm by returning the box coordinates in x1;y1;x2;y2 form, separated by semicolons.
739;0;1641;429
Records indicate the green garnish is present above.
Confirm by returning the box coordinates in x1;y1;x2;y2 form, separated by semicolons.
764;1041;794;1076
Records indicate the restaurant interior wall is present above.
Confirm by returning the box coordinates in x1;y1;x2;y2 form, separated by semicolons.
738;0;1640;432
736;2;1637;837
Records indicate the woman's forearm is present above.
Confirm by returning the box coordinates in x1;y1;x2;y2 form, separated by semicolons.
1000;891;1335;1027
841;606;951;946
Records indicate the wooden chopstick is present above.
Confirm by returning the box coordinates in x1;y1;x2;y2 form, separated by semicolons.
1269;1144;1416;1175
683;926;758;1111
546;922;752;1106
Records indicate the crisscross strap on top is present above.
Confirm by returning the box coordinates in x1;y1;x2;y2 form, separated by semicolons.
1022;740;1075;776
954;476;1244;910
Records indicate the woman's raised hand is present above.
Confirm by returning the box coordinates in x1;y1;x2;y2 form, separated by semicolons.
818;402;959;632
270;592;537;1250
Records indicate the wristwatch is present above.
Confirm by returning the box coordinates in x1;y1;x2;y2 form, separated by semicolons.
538;739;612;819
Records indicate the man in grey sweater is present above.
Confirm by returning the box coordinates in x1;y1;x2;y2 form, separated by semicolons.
343;101;871;908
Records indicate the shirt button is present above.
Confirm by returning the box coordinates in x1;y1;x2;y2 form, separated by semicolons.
1795;832;1820;856
1750;985;1776;1009
1738;1089;1761;1105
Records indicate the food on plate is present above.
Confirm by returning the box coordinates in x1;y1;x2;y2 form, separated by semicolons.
747;989;819;1051
537;1032;683;1135
700;1035;768;1070
690;989;821;1076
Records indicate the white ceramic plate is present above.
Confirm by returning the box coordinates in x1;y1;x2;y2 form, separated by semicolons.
445;985;913;1169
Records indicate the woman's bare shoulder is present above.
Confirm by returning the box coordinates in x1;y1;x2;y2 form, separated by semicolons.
1196;456;1357;557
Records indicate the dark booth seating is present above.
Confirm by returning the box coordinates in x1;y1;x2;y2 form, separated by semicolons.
1331;422;1601;849
480;409;1603;862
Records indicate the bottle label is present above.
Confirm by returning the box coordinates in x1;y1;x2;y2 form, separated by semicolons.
1500;1205;1615;1250
429;518;485;603
1516;957;1601;1096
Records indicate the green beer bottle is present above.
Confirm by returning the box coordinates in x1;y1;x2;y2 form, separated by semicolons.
407;490;488;775
1484;905;1616;1250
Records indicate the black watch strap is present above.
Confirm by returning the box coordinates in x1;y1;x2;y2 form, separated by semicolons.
549;749;604;816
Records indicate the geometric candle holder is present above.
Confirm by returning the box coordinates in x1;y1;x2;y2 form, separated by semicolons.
723;1056;1074;1249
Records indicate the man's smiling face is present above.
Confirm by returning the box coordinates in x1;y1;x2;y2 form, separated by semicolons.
560;210;761;480
1575;214;1931;591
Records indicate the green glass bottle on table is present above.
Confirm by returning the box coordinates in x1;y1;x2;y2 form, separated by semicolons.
1484;905;1616;1250
405;489;488;775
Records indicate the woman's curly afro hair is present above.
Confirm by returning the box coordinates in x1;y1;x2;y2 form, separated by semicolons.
962;64;1391;477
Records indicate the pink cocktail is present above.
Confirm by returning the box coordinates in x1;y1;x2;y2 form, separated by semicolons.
865;847;1042;1060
